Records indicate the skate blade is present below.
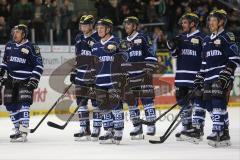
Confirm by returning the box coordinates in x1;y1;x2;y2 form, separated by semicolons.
208;140;231;148
99;139;115;144
115;140;121;145
74;136;91;141
10;137;28;143
91;137;99;142
176;136;185;141
131;134;144;140
181;135;202;144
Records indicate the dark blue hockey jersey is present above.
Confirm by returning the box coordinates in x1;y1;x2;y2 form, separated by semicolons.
92;36;127;88
169;30;205;87
200;30;240;84
124;32;158;78
0;40;43;81
74;31;100;85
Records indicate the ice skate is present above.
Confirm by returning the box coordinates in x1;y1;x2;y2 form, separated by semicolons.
114;130;123;145
99;128;115;144
91;127;101;141
74;126;91;141
130;125;144;140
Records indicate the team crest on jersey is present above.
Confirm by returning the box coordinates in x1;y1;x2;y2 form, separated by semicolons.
226;32;235;42
21;48;29;54
214;39;221;46
191;38;199;44
107;44;117;50
88;40;95;47
134;38;142;45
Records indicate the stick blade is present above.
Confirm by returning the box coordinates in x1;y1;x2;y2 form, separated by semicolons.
47;121;65;130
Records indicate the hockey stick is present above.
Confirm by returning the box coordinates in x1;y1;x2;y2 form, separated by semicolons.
47;87;121;130
19;83;73;133
139;88;196;125
47;102;80;130
149;120;182;144
148;88;197;144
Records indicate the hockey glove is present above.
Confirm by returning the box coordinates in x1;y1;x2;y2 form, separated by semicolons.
219;63;236;89
27;78;39;90
194;72;204;89
166;35;181;56
0;68;6;87
70;71;76;84
0;77;4;87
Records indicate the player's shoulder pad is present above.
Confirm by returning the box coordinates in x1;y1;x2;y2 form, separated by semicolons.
111;36;121;44
197;31;207;40
91;31;100;41
138;33;153;46
5;41;13;47
75;33;84;43
225;32;236;42
27;42;41;55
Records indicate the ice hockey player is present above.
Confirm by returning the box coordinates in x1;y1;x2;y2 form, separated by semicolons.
184;9;240;147
122;16;158;139
167;13;206;141
0;24;43;142
70;15;102;141
91;18;127;144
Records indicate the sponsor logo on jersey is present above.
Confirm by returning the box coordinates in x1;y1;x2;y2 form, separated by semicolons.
214;39;221;45
99;56;114;62
206;50;222;57
6;47;11;50
129;50;142;57
10;56;26;64
21;48;29;54
191;38;199;44
181;49;197;56
81;50;92;56
133;38;142;44
88;41;95;47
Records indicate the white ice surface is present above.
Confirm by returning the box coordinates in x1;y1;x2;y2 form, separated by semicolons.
0;108;240;160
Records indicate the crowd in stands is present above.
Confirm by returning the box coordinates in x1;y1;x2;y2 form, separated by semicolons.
0;0;239;46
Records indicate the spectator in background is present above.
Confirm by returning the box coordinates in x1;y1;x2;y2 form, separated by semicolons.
131;0;146;23
0;0;11;22
119;3;132;23
32;0;45;43
152;26;167;52
60;0;73;43
228;10;240;39
108;0;119;25
95;0;112;18
0;16;7;43
11;0;34;26
146;0;158;23
42;0;58;43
